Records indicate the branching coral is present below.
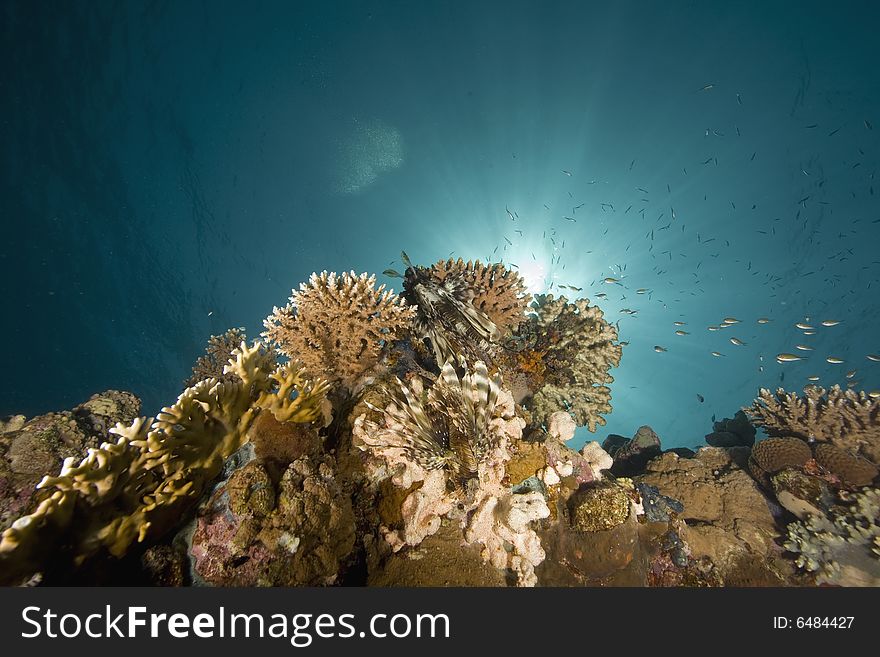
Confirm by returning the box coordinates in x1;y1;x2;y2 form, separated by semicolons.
352;361;546;585
263;271;415;388
511;294;622;432
403;258;529;366
746;386;880;463
0;341;330;585
185;327;249;387
784;488;880;586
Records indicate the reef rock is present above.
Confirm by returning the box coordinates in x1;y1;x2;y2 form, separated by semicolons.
605;425;663;477
704;410;757;448
638;447;781;579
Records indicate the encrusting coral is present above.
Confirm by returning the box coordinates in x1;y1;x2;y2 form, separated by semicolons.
746;385;880;464
263;271;415;388
402;256;530;367
352;360;549;585
0;341;330;585
508;294;622;432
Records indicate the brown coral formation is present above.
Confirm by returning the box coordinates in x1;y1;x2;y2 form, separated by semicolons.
190;455;356;586
509;294;622;432
813;443;878;487
263;271;415;388
746;385;880;463
748;437;812;486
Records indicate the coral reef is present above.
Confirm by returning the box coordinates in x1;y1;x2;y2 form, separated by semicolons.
637;448;783;581
0;342;330;585
511;294;621;432
185;327;249;387
0;391;141;535
263;271;415;388
352;361;549;585
784;488;880;586
189;455;356;586
746;385;880;463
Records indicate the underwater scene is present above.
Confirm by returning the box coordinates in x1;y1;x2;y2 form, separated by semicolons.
1;1;878;587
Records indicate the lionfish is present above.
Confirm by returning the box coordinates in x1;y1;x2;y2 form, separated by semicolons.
364;360;501;489
397;251;501;366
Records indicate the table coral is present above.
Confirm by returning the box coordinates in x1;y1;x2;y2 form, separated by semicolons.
746;386;880;463
263;271;415;388
0;341;330;585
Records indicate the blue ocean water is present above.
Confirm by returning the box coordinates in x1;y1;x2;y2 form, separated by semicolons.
2;0;878;450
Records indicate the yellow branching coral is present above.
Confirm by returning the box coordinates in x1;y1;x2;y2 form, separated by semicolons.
746;386;880;463
428;258;531;332
0;341;329;585
263;271;416;387
513;294;622;432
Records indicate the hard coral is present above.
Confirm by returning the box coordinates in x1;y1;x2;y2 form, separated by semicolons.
0;342;329;585
784;488;880;586
185;327;248;387
748;437;812;486
512;294;621;432
813;443;878;487
263;271;415;388
352;362;545;585
746;386;880;463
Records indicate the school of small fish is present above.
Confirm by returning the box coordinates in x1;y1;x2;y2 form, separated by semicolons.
449;75;879;415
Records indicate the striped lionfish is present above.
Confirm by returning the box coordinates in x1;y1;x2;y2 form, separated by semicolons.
398;251;502;367
364;360;502;489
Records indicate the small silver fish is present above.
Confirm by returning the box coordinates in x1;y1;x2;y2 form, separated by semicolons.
807;376;820;381
867;354;880;362
846;369;857;379
776;353;805;363
826;356;844;364
673;321;686;326
795;345;813;351
675;330;689;336
729;337;746;346
654;345;668;353
868;390;880;399
722;317;741;324
707;326;720;331
603;277;621;284
757;317;771;324
711;351;725;357
795;322;814;330
821;320;841;327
